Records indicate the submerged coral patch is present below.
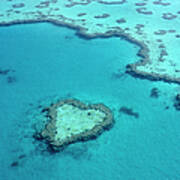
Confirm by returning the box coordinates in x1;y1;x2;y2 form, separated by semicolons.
94;13;110;19
0;68;10;75
119;106;139;119
173;94;180;111
36;99;114;151
12;3;25;8
150;88;160;98
136;7;153;15
153;1;170;6
162;13;177;20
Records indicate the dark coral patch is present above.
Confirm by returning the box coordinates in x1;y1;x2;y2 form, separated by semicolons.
154;30;167;35
94;13;110;19
153;0;170;6
97;0;126;5
77;13;87;17
136;7;153;15
119;106;139;118
135;3;146;6
10;161;19;167
162;13;177;20
12;3;25;8
7;76;17;83
0;68;10;75
174;94;180;110
35;1;50;9
116;18;126;24
150;88;160;98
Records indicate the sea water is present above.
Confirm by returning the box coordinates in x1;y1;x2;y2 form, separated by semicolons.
0;23;180;180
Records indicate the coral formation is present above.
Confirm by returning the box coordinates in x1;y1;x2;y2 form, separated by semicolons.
1;0;180;84
35;99;114;151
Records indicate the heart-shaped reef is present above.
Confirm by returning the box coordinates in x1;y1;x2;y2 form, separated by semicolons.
35;99;114;152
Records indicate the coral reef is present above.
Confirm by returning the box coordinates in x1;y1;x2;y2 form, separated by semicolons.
1;0;180;84
35;99;114;151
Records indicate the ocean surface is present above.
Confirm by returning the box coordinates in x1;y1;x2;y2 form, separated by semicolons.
0;23;180;180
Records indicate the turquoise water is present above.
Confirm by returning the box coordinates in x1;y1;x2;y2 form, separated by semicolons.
0;23;180;180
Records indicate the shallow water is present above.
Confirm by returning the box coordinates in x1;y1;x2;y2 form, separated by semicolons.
0;23;180;180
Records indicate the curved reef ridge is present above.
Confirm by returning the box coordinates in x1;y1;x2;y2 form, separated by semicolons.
1;0;180;83
36;99;114;151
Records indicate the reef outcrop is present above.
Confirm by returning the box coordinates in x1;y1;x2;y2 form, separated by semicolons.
35;99;114;151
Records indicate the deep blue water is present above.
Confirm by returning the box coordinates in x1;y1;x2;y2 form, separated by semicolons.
0;23;180;180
